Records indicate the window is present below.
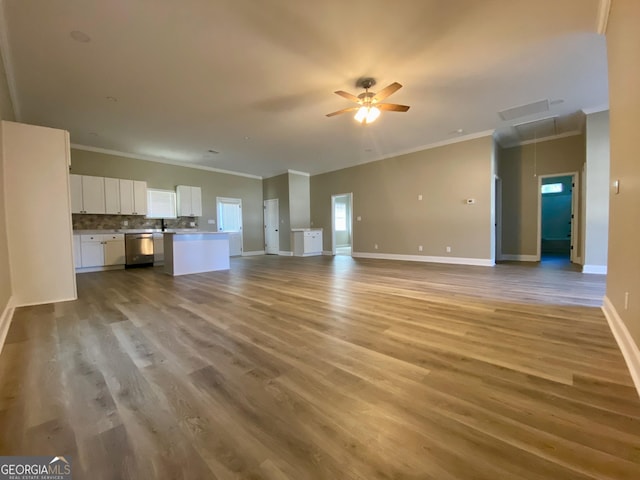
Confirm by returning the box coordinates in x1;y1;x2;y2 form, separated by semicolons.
217;198;242;232
146;189;177;218
335;202;347;231
541;183;563;194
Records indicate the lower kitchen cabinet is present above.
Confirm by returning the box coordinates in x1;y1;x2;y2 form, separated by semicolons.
78;234;125;269
291;229;323;257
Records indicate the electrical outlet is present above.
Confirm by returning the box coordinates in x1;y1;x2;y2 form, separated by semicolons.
374;243;378;250
418;194;423;201
357;216;362;221
122;220;128;226
446;246;451;253
418;245;423;252
190;222;196;227
207;219;215;224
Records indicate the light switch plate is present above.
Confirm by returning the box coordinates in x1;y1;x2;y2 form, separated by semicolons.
208;219;216;224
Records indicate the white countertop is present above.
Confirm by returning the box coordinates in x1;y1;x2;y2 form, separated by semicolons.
291;228;323;232
163;231;228;235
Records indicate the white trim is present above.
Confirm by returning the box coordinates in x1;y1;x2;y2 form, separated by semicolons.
322;250;333;255
278;251;293;256
516;130;583;147
581;106;609;115
242;250;265;256
352;252;494;267
582;264;607;275
75;265;125;274
597;0;611;35
70;144;262;180
0;296;15;357
602;296;640;399
499;254;539;262
14;297;77;308
313;130;495;176
287;169;310;177
0;2;21;120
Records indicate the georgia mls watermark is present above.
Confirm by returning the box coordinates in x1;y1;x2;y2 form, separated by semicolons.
0;456;71;480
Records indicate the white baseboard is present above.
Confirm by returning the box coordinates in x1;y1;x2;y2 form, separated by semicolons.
0;297;15;357
602;296;640;399
242;250;265;256
279;251;293;256
352;252;494;267
500;254;539;262
322;250;333;256
583;264;608;275
76;265;125;274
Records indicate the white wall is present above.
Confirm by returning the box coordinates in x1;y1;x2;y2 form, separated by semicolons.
583;110;610;271
3;121;77;306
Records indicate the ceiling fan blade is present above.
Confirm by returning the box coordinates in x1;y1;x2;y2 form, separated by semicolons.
334;90;361;103
326;106;359;117
373;82;402;102
377;103;410;112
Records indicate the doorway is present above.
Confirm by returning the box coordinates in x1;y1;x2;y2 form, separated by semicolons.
494;176;502;261
216;197;243;256
264;199;279;254
537;173;578;264
331;193;353;256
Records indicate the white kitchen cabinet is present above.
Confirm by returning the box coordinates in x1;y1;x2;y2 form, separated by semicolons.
118;179;147;215
292;229;323;257
79;234;125;268
104;177;120;214
133;180;148;215
176;185;202;217
103;234;126;265
70;174;106;214
73;235;82;269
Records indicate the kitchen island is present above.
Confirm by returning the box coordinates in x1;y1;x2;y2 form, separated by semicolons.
163;232;230;276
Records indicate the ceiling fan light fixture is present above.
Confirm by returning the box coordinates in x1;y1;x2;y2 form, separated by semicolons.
355;106;380;124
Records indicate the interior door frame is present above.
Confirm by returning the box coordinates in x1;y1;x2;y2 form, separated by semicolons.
263;198;279;254
216;196;243;256
494;175;502;262
536;171;579;263
331;192;353;256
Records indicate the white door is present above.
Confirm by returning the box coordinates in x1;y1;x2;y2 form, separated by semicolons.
217;197;243;256
264;199;279;254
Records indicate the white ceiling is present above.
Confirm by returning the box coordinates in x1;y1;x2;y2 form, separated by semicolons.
0;0;609;178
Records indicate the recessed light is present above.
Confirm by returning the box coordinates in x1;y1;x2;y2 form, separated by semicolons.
106;96;118;102
456;128;464;134
70;30;91;43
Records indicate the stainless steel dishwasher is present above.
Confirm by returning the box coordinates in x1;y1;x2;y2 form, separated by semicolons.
125;233;154;267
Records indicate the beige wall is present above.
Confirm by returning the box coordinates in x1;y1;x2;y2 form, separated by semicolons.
606;0;640;345
498;135;585;257
263;173;290;252
288;172;310;229
311;136;494;260
584;111;610;268
70;149;265;253
0;49;15;315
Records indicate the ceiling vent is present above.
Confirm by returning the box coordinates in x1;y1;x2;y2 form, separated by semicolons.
498;99;550;121
513;116;558;140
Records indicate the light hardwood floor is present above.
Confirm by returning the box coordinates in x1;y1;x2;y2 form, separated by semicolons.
1;255;639;479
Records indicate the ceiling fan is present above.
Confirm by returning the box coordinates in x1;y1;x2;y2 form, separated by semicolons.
326;78;410;124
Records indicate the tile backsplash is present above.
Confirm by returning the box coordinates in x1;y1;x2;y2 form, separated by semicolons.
72;214;197;231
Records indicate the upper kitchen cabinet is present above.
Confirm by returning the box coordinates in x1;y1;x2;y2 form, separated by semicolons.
176;185;202;217
70;174;105;214
118;179;147;215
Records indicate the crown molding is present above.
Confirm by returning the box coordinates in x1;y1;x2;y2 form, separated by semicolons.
581;105;609;115
0;0;21;121
597;0;611;35
70;144;262;180
287;169;310;177
499;130;583;149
